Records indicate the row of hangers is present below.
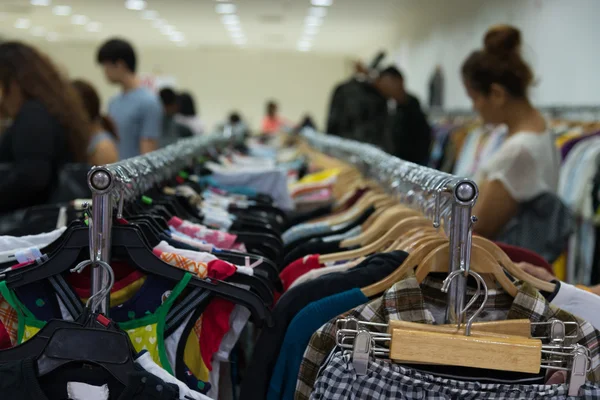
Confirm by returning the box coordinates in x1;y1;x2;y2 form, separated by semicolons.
297;129;589;394
0;135;282;388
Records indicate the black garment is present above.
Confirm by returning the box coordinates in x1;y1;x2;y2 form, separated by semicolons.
0;100;72;212
382;94;432;166
428;68;444;108
326;79;388;144
0;358;180;400
239;250;409;400
284;204;333;230
283;205;375;254
282;238;356;269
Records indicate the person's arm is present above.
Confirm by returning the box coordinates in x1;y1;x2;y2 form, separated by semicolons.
473;142;538;238
88;139;119;165
0;103;59;211
472;179;519;238
139;97;163;154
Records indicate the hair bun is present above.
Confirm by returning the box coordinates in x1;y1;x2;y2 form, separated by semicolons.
484;25;521;56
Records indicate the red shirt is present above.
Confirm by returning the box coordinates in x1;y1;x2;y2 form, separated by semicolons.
279;254;323;292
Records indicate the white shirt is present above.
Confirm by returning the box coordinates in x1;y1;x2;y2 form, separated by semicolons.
475;131;559;202
551;282;600;330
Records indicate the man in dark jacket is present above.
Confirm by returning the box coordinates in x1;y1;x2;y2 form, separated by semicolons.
326;66;403;145
327;65;432;165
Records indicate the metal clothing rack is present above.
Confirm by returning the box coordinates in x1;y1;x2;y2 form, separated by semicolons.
301;129;478;324
86;135;229;314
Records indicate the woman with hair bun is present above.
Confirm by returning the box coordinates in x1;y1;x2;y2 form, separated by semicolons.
462;25;558;238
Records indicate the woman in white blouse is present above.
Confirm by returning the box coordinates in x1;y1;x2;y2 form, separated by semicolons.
462;25;559;238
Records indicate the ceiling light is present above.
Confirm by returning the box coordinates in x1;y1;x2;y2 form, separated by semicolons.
31;26;46;37
125;0;146;11
31;0;51;6
308;7;327;18
226;24;241;32
221;14;239;25
160;25;175;35
86;22;102;32
153;19;165;28
71;15;89;25
142;10;158;20
304;25;319;36
46;32;59;41
230;31;244;39
170;32;185;42
215;3;236;14
311;0;332;6
52;5;71;16
305;16;323;27
14;18;31;29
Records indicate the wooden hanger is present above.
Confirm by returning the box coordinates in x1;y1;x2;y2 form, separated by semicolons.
389;319;533;338
388;326;541;373
472;236;555;293
360;237;449;297
341;205;420;247
415;243;519;297
320;216;440;264
387;271;540;373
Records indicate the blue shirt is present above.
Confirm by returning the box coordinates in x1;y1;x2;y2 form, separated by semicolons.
267;288;369;400
107;87;162;160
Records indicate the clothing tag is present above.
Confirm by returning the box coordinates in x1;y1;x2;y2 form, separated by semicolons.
67;382;109;400
15;247;42;264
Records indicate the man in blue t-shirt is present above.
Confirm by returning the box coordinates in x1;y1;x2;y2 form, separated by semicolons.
96;38;162;159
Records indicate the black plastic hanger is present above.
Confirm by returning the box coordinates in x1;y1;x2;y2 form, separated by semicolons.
3;225;273;327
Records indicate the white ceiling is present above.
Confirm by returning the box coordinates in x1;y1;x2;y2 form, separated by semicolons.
0;0;409;56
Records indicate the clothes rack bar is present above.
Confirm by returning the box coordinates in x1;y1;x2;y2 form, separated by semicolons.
301;128;478;324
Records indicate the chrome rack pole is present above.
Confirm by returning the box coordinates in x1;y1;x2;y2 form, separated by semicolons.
444;179;478;325
87;166;116;315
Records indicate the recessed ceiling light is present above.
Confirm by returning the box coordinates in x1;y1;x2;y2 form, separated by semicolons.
308;7;327;18
46;32;59;41
221;14;239;25
311;0;332;6
142;10;158;20
86;22;102;32
304;25;319;36
160;25;175;35
31;0;51;6
125;0;146;11
216;3;236;14
226;24;241;32
31;26;46;37
71;15;89;25
52;5;71;16
305;16;323;27
14;18;31;29
170;32;185;42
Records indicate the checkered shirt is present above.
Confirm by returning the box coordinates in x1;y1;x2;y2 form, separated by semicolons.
295;273;600;400
310;350;600;400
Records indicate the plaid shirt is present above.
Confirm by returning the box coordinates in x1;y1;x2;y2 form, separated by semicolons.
311;350;600;400
295;273;600;400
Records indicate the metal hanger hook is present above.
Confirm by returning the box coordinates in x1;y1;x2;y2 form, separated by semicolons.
71;260;115;313
441;269;488;336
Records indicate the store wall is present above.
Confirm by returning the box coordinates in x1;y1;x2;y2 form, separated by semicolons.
385;0;600;109
35;41;352;131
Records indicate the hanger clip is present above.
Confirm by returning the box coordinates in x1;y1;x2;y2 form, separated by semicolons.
352;329;372;376
568;345;589;396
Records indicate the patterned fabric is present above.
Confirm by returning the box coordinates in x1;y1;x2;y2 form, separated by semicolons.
0;299;17;346
168;217;242;251
295;273;600;400
311;350;600;400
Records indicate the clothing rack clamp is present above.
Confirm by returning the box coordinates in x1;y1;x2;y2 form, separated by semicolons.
301;128;478;324
86;135;231;314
